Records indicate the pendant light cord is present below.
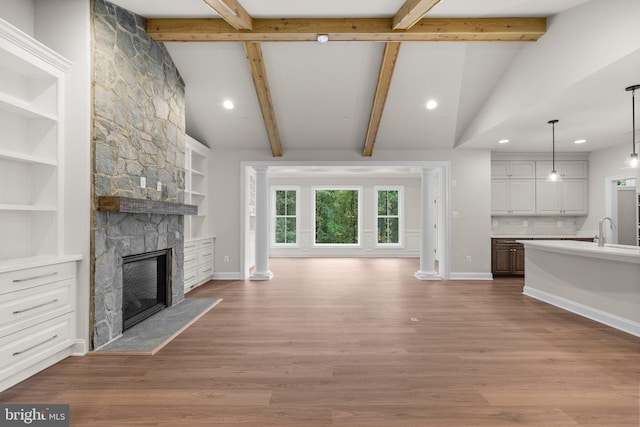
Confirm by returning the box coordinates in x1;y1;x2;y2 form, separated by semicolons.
633;87;636;156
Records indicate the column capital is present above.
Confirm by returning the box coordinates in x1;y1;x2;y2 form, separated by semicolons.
420;167;435;177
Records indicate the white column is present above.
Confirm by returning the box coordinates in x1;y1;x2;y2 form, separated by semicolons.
250;165;273;280
415;168;440;280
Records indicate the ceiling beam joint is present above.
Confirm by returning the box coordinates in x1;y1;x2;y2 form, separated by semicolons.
393;0;442;30
202;0;253;30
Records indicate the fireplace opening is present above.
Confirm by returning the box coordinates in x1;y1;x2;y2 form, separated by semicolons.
122;249;171;331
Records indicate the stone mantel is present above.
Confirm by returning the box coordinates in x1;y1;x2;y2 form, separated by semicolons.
98;196;197;216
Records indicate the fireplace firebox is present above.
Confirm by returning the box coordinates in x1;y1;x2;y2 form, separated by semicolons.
122;249;172;331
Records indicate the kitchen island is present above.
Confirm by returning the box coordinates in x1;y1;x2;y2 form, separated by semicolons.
518;240;640;337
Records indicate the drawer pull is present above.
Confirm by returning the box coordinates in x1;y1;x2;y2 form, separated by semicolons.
186;258;197;263
185;244;196;249
13;334;58;357
202;253;212;257
203;268;212;273
13;299;59;315
186;275;196;281
12;272;58;283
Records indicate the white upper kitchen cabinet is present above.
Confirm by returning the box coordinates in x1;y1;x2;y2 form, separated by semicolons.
492;179;536;215
535;161;587;179
491;161;536;179
535;180;588;215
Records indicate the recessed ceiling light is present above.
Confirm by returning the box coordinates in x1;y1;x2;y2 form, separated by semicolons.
574;139;587;144
317;34;329;43
499;139;509;144
223;100;234;110
426;100;438;110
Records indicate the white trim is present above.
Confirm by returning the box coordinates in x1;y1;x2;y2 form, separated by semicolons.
71;339;87;356
448;272;494;280
523;286;640;337
373;185;404;248
312;185;363;247
604;173;637;245
271;185;300;248
213;272;243;280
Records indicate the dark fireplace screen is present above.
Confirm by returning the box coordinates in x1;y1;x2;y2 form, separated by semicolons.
122;249;171;331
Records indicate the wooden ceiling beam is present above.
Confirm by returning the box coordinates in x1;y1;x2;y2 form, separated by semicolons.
147;17;546;42
243;42;283;157
202;0;253;30
393;0;442;30
362;42;401;157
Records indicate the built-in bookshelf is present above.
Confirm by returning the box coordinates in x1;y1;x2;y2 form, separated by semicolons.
0;18;71;262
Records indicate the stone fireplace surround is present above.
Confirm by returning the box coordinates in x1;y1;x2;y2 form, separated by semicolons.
93;210;183;349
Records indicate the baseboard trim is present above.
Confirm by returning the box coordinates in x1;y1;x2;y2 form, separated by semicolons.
71;339;87;356
212;272;242;280
523;286;640;337
448;272;493;280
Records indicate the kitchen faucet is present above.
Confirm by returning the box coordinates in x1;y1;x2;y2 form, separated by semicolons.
597;216;616;247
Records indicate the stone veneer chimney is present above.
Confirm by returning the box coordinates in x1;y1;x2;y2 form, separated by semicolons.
91;0;187;349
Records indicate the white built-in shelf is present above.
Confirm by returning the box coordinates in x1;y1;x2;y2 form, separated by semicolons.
0;148;56;166
0;204;57;211
0;18;69;262
191;168;205;177
0;93;57;121
191;191;205;198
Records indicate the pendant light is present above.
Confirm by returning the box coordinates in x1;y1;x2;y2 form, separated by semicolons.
546;119;561;182
623;84;640;169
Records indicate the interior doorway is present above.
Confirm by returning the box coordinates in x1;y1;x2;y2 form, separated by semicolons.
605;174;637;245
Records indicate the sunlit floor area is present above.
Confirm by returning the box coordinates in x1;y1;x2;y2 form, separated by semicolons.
1;258;638;426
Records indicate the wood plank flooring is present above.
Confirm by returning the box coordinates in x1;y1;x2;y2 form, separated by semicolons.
1;258;638;426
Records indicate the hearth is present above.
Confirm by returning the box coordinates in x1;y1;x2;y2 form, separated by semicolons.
122;249;171;331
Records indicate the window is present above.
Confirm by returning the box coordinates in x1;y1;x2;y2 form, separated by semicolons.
314;187;361;246
375;186;403;246
272;186;298;246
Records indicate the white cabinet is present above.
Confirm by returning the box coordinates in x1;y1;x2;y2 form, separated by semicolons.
491;161;535;179
185;135;210;241
0;19;71;262
535;180;588;215
491;179;536;215
0;257;80;392
535;161;587;179
184;237;214;293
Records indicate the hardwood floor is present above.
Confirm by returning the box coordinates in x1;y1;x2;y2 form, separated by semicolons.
1;258;638;426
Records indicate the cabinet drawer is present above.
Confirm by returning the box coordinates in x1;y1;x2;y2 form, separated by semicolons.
198;238;214;250
0;313;73;380
184;241;198;252
198;249;214;266
184;272;198;292
0;262;76;295
184;251;198;269
0;278;74;338
198;264;214;281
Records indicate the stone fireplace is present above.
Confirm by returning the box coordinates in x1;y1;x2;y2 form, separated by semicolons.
91;0;188;349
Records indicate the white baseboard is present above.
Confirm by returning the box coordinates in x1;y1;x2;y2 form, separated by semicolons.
212;272;242;280
71;339;87;356
523;286;640;337
448;272;493;280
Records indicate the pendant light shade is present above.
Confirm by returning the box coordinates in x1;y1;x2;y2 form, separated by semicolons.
546;119;562;182
623;84;640;169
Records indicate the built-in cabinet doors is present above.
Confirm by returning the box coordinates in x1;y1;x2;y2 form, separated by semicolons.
491;179;536;215
492;161;535;179
535;180;588;215
535;161;587;179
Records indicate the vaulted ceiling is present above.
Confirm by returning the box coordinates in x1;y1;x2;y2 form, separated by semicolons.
109;0;640;156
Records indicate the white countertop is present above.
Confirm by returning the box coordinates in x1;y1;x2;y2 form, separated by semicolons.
492;235;594;239
0;255;83;273
518;240;640;264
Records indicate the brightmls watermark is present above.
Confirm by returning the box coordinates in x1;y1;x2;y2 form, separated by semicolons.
1;405;69;426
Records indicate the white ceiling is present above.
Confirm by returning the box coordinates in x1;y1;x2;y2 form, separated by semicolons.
109;0;640;156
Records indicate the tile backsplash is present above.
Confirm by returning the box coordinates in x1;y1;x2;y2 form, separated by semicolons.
491;216;587;236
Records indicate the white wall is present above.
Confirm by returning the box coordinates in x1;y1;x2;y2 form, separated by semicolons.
268;175;421;257
209;148;492;277
581;141;639;236
0;0;34;36
34;0;91;353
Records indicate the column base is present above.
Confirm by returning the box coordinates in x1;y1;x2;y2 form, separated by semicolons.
414;270;442;281
250;270;274;281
